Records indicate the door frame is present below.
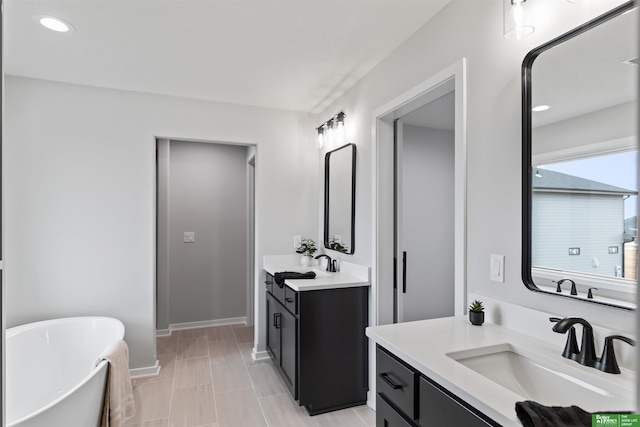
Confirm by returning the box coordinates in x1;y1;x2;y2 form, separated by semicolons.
372;59;467;328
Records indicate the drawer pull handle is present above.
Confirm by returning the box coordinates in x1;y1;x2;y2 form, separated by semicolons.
285;298;294;303
379;372;402;390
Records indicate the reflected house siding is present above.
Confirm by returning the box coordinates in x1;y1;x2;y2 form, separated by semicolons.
533;192;624;276
532;169;636;278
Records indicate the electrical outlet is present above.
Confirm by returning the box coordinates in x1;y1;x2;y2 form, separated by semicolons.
294;235;302;249
490;254;504;283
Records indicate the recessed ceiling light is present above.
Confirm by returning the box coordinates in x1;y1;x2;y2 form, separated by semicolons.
532;105;550;112
34;15;75;33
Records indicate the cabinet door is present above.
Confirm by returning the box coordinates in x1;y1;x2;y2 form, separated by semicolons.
377;394;416;427
266;293;281;363
419;376;496;427
280;306;297;398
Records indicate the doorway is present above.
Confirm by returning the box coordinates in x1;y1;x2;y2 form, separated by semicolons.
395;90;456;322
156;138;255;332
373;59;467;327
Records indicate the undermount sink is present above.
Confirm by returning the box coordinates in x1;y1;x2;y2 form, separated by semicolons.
447;343;633;411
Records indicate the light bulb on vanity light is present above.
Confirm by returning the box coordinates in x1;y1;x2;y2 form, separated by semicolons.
335;112;346;145
504;0;535;40
317;126;325;148
326;119;336;146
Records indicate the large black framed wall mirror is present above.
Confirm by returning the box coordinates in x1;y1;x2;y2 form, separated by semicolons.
324;143;356;255
522;1;638;310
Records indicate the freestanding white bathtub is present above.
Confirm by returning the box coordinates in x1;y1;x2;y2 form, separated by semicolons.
7;317;126;427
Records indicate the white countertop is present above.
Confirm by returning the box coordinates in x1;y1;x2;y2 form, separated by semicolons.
263;262;369;292
366;316;635;426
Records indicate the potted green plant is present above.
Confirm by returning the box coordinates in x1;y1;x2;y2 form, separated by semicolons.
295;238;317;266
468;300;485;326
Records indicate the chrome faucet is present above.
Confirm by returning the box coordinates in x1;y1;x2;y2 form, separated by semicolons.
314;254;336;272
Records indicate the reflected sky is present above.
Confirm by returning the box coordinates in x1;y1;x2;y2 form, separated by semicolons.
541;151;638;218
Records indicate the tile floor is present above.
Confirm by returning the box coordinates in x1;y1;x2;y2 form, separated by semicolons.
124;324;376;427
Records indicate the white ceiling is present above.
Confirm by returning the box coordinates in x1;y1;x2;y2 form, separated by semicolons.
401;91;455;130
5;0;451;113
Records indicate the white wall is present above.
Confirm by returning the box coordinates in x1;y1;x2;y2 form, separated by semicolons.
4;76;318;369
315;0;635;335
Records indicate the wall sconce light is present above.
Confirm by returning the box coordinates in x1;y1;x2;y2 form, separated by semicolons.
504;0;535;40
316;112;346;148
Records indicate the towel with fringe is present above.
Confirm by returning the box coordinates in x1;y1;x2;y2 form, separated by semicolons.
99;340;136;427
515;401;630;427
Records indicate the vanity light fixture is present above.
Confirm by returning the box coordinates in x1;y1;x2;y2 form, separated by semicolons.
34;15;75;32
316;112;346;149
504;0;535;40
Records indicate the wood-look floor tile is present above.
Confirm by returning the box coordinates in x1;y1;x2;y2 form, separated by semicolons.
156;335;179;355
169;384;216;427
124;380;172;425
259;393;315;427
134;353;176;385
208;339;242;364
205;325;235;341
177;336;209;359
247;363;286;397
175;328;208;339
124;418;169;427
215;388;267;427
354;406;376;427
210;359;252;394
232;325;254;344
313;407;367;427
174;356;212;389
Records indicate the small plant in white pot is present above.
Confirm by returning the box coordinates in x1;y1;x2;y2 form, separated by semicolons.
295;238;317;266
468;300;485;326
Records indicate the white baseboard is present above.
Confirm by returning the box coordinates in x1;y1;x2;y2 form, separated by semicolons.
156;317;247;336
130;360;161;379
252;349;270;362
366;391;375;411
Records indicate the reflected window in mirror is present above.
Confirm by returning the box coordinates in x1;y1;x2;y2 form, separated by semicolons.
523;1;638;310
324;143;356;255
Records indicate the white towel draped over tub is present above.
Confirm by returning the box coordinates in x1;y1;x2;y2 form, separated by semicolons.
96;340;136;427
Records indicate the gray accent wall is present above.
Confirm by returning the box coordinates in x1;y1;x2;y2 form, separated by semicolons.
157;140;249;328
401;124;455;322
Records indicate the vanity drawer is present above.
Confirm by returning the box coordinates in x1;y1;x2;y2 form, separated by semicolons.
377;393;417;427
284;286;298;315
265;274;274;293
376;345;419;420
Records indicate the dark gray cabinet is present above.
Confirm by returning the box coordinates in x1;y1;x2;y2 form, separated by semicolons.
376;345;499;427
266;273;368;415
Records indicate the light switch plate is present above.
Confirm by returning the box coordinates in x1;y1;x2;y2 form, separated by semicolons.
294;235;302;249
490;254;505;283
184;232;195;243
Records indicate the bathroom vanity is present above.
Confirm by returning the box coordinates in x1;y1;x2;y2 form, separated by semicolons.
263;259;370;415
367;315;635;426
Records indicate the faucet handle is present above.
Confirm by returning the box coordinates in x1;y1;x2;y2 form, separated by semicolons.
549;317;579;360
597;335;637;374
587;287;598;299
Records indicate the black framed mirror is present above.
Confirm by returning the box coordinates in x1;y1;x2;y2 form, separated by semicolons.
324;143;356;254
522;1;638;310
